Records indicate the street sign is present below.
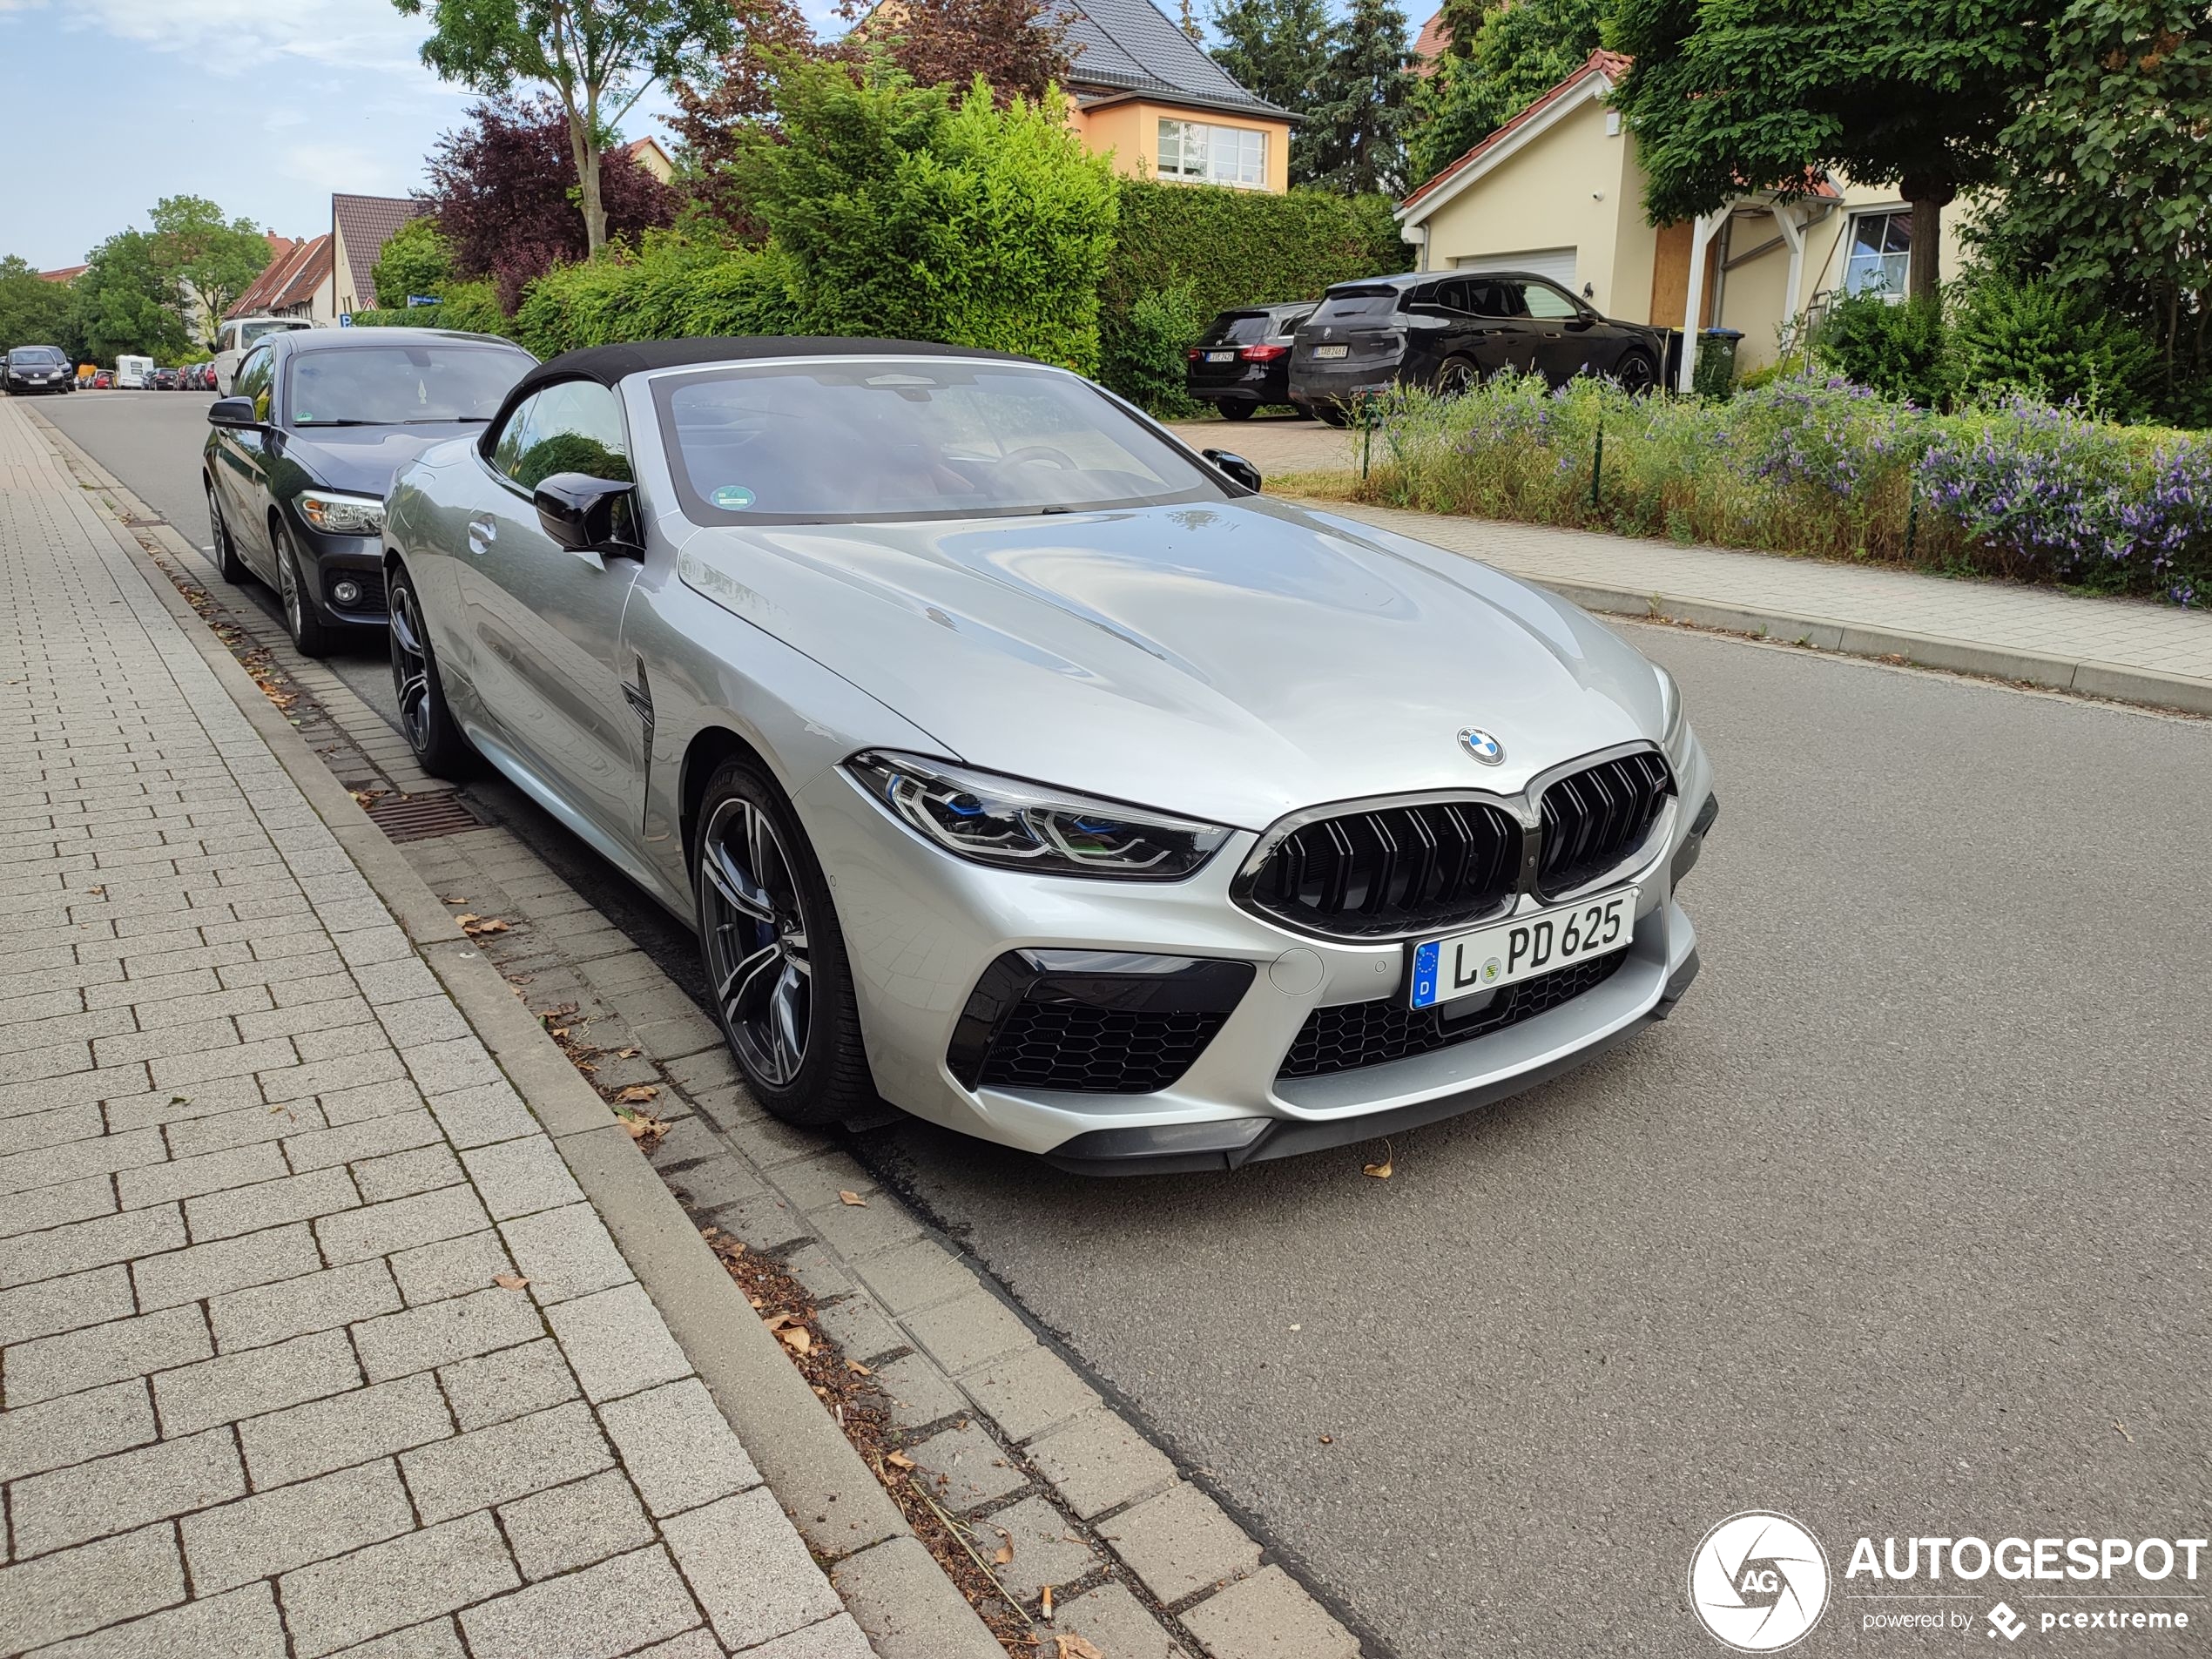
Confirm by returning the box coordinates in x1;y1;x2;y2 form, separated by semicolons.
407;295;439;307
338;314;353;327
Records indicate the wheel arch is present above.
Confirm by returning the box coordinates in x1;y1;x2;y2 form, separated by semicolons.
678;725;779;870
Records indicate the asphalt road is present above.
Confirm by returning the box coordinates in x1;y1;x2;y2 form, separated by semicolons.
39;388;2212;1656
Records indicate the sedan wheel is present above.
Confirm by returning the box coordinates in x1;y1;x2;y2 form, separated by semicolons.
272;523;333;658
1435;357;1479;397
1617;351;1659;395
205;482;246;583
387;568;476;779
695;761;873;1127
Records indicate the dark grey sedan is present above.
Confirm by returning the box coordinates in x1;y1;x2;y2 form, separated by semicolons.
203;327;534;654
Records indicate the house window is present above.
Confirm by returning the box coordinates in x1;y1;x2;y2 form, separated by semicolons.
1157;119;1266;188
1843;210;1912;297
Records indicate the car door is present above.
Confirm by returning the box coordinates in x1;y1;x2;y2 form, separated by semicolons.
1525;278;1607;384
1465;280;1545;377
212;343;279;579
459;379;645;845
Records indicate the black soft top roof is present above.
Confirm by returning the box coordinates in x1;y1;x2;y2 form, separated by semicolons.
483;335;1040;454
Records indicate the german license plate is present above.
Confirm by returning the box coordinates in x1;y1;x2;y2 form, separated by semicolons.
1407;888;1636;1009
1313;344;1349;359
1205;350;1235;363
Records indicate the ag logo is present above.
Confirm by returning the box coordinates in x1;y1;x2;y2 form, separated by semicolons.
1689;1512;1830;1652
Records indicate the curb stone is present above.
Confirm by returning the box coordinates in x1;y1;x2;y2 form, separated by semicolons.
30;410;1383;1658
33;413;996;1657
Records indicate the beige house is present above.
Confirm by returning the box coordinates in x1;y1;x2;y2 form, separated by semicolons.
1394;50;1968;388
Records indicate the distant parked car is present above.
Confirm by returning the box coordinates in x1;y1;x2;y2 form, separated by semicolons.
1184;303;1316;421
151;367;181;390
203;326;536;655
91;369;113;389
1291;271;1664;424
3;345;75;395
214;316;315;394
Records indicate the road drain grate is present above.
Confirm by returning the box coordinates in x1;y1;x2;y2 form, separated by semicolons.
365;792;487;842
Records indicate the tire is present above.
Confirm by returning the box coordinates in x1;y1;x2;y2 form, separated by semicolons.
387;563;477;779
272;520;334;658
693;759;874;1129
1434;356;1480;397
1616;350;1659;395
1218;401;1256;421
205;480;247;584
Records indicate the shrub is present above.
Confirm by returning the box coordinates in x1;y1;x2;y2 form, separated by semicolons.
368;218;452;309
1811;291;1951;408
1098;283;1204;418
1948;279;2157;422
349;280;511;341
1342;371;2209;604
512;239;801;357
1096;181;1406;408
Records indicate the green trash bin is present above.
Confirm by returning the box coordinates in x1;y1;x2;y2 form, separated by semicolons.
1693;328;1743;398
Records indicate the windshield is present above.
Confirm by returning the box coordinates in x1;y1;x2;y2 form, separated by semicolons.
1312;289;1399;322
240;320;306;347
286;345;529;428
8;347;64;366
656;361;1229;523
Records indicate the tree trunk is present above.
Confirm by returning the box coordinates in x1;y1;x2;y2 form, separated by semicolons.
558;95;607;258
1898;175;1955;303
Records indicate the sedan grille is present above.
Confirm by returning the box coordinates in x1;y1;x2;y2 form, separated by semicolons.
1240;800;1520;940
1278;948;1628;1080
1535;752;1674;898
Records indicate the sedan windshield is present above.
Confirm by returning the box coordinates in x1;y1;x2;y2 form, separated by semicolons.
656;361;1229;523
9;347;65;366
287;345;529;428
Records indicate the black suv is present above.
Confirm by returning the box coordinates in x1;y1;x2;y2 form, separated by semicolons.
1184;303;1316;421
3;346;74;395
1290;271;1663;422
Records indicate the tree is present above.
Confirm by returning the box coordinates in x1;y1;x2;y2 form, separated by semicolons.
68;231;190;363
1208;0;1332;182
369;217;457;305
147;197;273;348
0;258;78;358
1609;0;2047;300
1303;0;1413;196
1406;0;1610;186
393;0;734;255
669;0;839;233
840;0;1073;105
1975;0;2211;409
425;97;683;307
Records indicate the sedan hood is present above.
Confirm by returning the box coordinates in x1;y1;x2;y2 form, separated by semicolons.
678;498;1666;831
274;423;486;497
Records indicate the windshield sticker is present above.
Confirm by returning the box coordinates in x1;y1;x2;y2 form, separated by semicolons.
711;484;756;509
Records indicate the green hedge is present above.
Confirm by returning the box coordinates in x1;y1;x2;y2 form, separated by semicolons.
512;239;803;359
1097;183;1409;410
348;280;510;340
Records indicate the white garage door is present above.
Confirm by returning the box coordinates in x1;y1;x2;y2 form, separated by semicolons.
1452;247;1580;291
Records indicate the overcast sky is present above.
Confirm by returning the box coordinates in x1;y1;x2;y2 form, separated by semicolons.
0;0;851;271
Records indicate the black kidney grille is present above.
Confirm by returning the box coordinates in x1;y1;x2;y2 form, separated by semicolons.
1278;948;1629;1080
1536;752;1674;898
975;1001;1230;1094
1245;799;1521;938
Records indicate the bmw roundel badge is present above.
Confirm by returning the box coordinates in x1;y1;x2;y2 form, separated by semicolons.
1458;727;1505;765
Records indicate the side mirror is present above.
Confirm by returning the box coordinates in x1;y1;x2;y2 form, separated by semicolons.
207;397;258;428
533;472;640;557
1203;448;1263;493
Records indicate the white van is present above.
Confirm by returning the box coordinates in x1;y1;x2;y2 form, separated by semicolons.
114;355;155;390
214;317;314;393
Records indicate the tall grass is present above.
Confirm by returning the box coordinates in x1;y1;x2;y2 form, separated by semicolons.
1339;372;2210;606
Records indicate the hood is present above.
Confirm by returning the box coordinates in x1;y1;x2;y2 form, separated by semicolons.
273;422;486;497
677;497;1667;832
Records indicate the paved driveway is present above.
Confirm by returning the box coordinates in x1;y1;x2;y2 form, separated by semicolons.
1164;415;1355;477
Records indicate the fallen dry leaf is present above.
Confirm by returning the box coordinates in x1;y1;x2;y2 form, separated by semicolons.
846;1358;873;1377
699;1225;718;1238
84;885;105;897
883;1451;917;1472
778;1326;812;1355
442;894;468;904
1363;1140;1394;1179
991;1531;1015;1567
837;1190;867;1207
1318;1433;1333;1444
462;916;509;936
615;1084;658;1104
1055;1636;1100;1659
615;1047;640;1058
762;1312;797;1331
493;1272;530;1291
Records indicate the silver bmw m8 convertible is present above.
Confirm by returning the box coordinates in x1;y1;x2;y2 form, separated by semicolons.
382;337;1718;1173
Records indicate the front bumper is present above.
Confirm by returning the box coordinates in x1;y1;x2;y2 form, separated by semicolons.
796;738;1716;1170
286;516;389;625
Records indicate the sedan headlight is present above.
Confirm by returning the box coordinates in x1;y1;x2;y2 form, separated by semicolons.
296;489;385;536
846;752;1229;880
1654;664;1692;767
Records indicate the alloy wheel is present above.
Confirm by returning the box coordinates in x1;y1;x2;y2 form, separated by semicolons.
1619;354;1657;395
1436;360;1475;397
276;536;304;638
388;583;435;755
699;797;813;1088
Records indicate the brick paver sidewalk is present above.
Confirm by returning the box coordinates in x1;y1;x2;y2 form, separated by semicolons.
0;403;868;1656
1163;419;2212;705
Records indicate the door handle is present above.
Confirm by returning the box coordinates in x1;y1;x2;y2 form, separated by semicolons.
466;515;497;556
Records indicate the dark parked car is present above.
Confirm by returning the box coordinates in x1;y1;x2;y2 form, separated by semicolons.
1184;303;1315;421
151;367;182;390
1291;271;1664;422
3;346;75;395
203;327;536;655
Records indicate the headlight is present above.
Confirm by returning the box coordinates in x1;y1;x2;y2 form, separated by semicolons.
846;752;1229;880
1654;664;1691;765
296;489;385;536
